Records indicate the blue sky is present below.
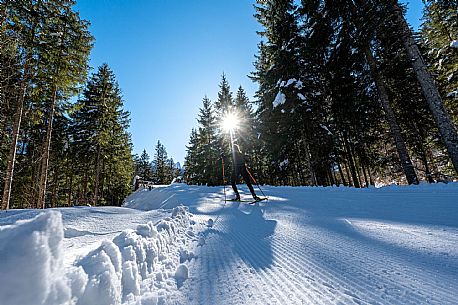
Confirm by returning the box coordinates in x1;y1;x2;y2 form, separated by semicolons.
74;0;424;164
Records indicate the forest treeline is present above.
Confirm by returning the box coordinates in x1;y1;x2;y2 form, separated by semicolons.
0;1;181;209
184;0;458;187
134;142;182;186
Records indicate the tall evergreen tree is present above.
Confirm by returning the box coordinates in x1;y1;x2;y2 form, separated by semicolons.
388;0;458;174
1;0;93;209
153;140;170;184
137;149;153;181
35;0;93;208
197;97;220;185
72;64;133;206
184;129;201;184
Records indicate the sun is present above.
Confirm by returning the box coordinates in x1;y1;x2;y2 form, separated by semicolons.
221;112;239;132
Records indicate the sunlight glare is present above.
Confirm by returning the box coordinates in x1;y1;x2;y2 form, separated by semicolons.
222;112;239;132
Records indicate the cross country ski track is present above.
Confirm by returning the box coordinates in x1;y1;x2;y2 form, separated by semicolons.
159;184;458;305
2;184;456;305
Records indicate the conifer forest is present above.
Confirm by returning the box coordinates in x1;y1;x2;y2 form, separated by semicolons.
185;0;458;187
0;0;180;209
1;0;458;210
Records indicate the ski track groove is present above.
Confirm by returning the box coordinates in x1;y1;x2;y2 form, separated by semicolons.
214;215;295;305
178;194;458;305
270;220;373;304
270;209;457;305
214;205;345;305
303;222;457;304
276;218;429;305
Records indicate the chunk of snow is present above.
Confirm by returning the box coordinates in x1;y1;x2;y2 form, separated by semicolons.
0;211;72;305
174;264;188;287
320;124;333;135
297;93;306;101
447;90;458;98
76;241;123;305
207;218;214;227
273;92;286;107
450;40;458;48
280;159;289;169
198;236;206;246
285;78;297;87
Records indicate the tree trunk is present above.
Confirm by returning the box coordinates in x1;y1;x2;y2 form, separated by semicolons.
364;47;419;184
68;171;73;206
1;85;26;210
392;1;458;175
349;0;419;184
343;135;361;188
94;144;101;206
37;87;58;209
361;160;369;188
343;161;353;187
337;162;347;186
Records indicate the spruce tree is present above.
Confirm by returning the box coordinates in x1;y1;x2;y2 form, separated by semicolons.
72;64;133;206
196;97;220;185
388;0;458;174
184;129;202;185
153;140;170;184
137;149;153;181
35;0;93;208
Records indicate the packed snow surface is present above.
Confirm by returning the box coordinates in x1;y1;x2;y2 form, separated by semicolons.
1;183;458;304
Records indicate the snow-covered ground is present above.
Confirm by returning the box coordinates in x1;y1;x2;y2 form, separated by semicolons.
0;183;457;304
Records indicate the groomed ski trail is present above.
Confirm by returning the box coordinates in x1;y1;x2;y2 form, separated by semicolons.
125;184;458;305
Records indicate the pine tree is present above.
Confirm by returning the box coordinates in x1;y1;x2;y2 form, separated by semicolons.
388;0;458;174
1;0;42;209
421;1;458;175
35;0;93;208
184;129;202;184
72;64;133;206
153;140;169;184
196;97;220;185
1;0;92;209
214;73;234;116
137;149;153;181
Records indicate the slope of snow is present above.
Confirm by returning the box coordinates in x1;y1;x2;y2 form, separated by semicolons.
1;183;457;304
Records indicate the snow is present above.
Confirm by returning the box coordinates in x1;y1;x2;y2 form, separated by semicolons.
273;91;286;107
450;40;458;48
320;124;333;135
0;211;71;305
1;183;458;304
447;89;458;98
285;78;296;87
279;159;289;169
278;78;303;90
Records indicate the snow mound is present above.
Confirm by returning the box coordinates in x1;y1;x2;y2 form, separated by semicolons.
76;205;195;304
206;218;214;227
0;206;196;305
0;211;71;305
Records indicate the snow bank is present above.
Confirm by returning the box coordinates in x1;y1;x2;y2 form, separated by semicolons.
75;205;195;305
0;206;196;305
0;211;71;305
